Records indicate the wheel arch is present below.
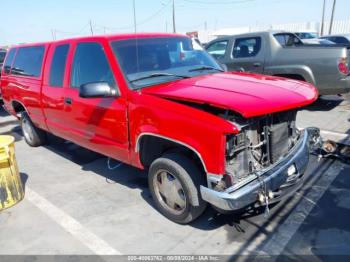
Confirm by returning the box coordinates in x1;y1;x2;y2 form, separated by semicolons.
11;100;28;116
265;65;316;85
136;133;208;175
273;73;306;81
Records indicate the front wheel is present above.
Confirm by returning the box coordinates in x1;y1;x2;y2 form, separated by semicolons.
148;153;207;224
20;112;47;147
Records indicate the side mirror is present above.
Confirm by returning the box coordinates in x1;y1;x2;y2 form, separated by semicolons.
79;82;119;98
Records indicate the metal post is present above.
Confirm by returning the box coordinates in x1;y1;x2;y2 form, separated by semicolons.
329;0;336;35
320;0;326;36
172;0;176;33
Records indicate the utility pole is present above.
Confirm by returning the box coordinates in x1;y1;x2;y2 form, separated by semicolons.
329;0;336;35
133;0;137;33
89;20;94;35
51;29;56;40
320;0;326;36
172;0;176;33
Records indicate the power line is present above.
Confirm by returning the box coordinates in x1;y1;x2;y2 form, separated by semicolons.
96;0;171;32
53;23;90;37
182;0;255;4
51;1;171;39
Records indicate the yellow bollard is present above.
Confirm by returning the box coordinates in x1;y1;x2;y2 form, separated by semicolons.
0;135;24;211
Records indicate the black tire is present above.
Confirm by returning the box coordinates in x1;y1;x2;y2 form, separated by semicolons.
20;112;47;147
148;153;207;224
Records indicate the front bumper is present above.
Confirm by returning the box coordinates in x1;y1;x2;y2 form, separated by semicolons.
200;128;317;211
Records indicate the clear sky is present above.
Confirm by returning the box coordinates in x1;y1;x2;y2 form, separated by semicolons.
0;0;349;45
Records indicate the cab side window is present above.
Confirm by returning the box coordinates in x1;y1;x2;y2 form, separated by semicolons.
49;44;69;87
3;48;17;74
206;40;228;59
233;37;261;58
274;33;302;47
70;42;116;89
12;46;45;77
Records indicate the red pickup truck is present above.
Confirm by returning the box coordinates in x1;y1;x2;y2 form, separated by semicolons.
0;33;319;224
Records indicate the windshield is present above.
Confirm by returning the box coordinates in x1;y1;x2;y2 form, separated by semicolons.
110;37;222;89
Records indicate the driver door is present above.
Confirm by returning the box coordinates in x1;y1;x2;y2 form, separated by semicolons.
62;40;129;162
226;36;265;73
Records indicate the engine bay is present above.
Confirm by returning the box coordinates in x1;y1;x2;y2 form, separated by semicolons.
220;110;300;190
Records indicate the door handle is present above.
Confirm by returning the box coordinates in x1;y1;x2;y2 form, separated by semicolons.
253;63;261;67
64;97;73;105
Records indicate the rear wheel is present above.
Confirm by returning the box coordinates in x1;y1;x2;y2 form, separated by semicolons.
20;112;47;147
148;153;207;224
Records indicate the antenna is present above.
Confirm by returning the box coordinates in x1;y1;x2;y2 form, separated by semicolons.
133;0;137;33
172;0;176;33
133;0;140;73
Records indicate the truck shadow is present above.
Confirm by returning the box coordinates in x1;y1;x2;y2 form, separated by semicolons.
43;134;271;231
0;107;10;117
301;95;344;112
229;158;347;259
38;134;348;247
0;108;22;141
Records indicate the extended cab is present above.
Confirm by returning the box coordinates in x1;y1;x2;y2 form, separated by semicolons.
206;31;350;95
0;34;319;223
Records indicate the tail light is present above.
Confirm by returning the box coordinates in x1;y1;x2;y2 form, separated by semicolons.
338;57;349;75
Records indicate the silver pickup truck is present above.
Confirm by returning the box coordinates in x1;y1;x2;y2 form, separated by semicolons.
206;31;350;95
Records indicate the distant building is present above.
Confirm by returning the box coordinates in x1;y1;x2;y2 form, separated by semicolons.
191;19;350;43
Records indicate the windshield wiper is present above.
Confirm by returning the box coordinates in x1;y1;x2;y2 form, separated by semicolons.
188;66;224;72
130;72;190;83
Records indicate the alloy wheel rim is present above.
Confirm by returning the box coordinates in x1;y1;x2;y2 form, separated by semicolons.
153;170;187;215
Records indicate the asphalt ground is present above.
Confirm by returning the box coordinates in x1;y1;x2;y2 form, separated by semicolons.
0;95;349;261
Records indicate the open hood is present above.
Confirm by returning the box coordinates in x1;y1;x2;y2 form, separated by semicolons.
142;72;318;118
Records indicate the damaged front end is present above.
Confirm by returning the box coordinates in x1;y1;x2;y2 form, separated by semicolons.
221;110;301;191
200;109;321;212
